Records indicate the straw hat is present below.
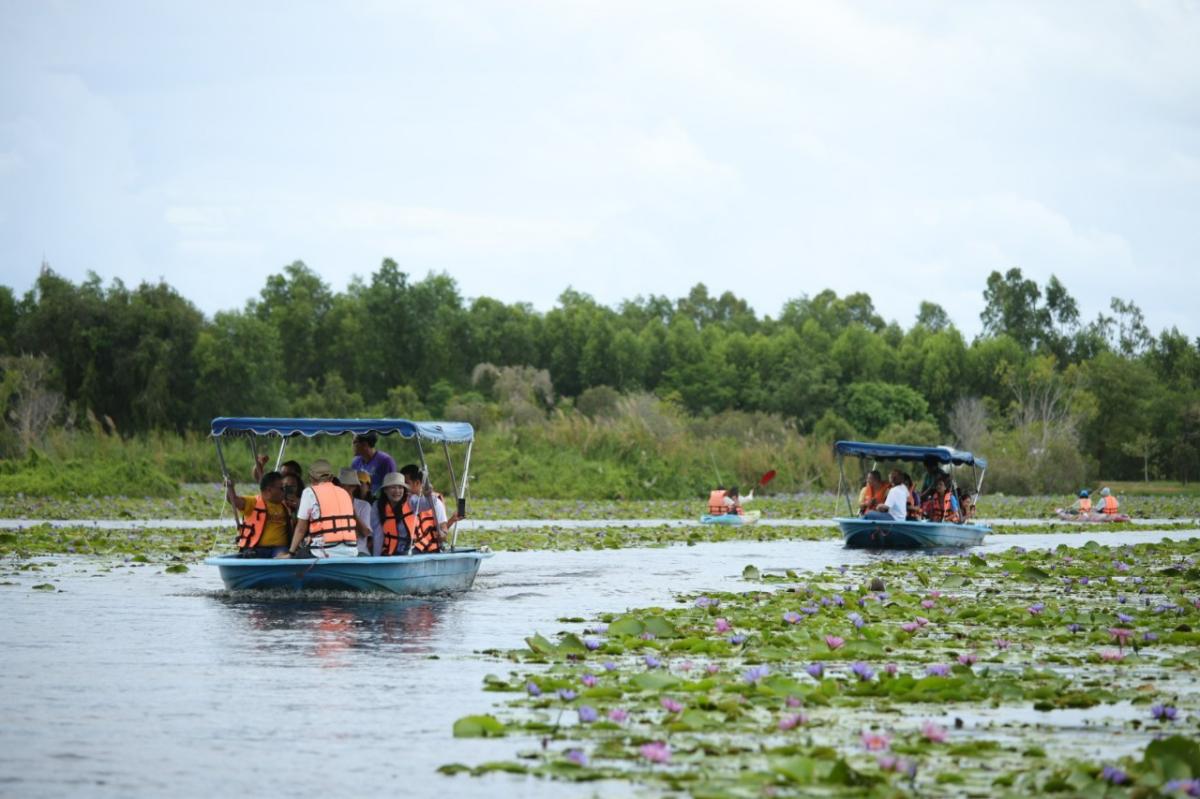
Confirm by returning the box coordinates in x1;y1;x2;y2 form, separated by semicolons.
309;459;334;479
337;467;360;486
381;472;405;489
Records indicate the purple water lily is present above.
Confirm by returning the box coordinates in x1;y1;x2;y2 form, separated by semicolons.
958;652;979;666
806;663;824;679
526;681;542;697
564;748;589;766
782;611;802;624
603;661;617;672
831;594;845;606
714;618;732;633
607;708;628;723
577;705;597;723
926;664;951;677
742;665;770;684
557;688;577;701
848;612;865;629
1163;779;1200;796
1117;595;1127;604
1101;765;1128;785
643;655;662;669
660;697;683;713
995;638;1011;650
1151;704;1178;721
778;712;808;730
1067;623;1082;633
786;695;802;707
640;741;671;764
581;674;598;688
825;635;845;650
584;638;601;651
1143;632;1158;642
1028;602;1045;615
694;596;718;608
728;634;747;645
851;661;875;681
1117;612;1134;623
900;622;919;634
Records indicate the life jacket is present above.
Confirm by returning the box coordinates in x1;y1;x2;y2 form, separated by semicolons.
708;490;728;515
924;492;960;523
1078;497;1092;512
941;491;961;523
379;499;414;556
308;482;358;546
406;494;442;554
861;482;889;509
1100;495;1119;514
236;494;268;549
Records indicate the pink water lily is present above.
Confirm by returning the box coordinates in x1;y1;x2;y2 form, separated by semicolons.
660;697;684;713
825;635;845;650
958;652;979;666
915;616;930;627
1108;627;1134;647
705;663;721;674
786;695;802;708
714;618;732;633
1100;649;1125;662
900;622;919;634
607;708;629;723
921;720;948;743
581;674;597;687
920;599;935;609
994;638;1011;650
640;741;672;764
861;730;891;751
778;712;809;730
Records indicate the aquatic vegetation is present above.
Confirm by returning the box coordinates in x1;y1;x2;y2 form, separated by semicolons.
445;536;1200;795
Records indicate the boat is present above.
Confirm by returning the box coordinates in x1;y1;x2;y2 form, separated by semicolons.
1054;509;1132;524
699;510;762;526
204;416;491;594
832;440;992;549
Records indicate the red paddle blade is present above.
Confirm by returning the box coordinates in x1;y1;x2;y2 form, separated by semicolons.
758;470;777;487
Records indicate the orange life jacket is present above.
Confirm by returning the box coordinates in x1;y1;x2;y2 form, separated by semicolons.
708;490;728;515
236;494;268;549
1100;495;1119;514
308;482;358;546
378;499;440;555
406;495;442;554
923;491;960;523
861;482;889;509
1078;497;1092;512
941;491;961;523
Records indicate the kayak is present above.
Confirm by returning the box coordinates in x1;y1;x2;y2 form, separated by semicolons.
699;510;761;526
1055;509;1132;523
836;517;990;549
205;548;493;594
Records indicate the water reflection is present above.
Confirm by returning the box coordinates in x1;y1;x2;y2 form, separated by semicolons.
211;594;448;666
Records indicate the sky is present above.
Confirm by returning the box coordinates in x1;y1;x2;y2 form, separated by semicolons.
1;0;1198;338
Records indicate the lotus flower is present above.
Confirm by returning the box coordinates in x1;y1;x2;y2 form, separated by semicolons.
643;655;661;669
639;741;672;763
861;730;891;751
806;663;824;679
926;664;951;677
825;635;845;650
526;682;542;696
581;674;597;688
1151;704;1178;721
564;748;588;766
1101;765;1128;785
577;705;597;723
1100;650;1125;662
958;652;979;666
921;720;948;742
778;713;808;730
660;697;683;713
783;611;802;624
714;618;732;633
851;662;875;681
558;688;577;701
1108;627;1134;647
901;622;919;634
607;708;628;723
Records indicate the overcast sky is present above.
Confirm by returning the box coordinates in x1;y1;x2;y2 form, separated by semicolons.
2;1;1198;337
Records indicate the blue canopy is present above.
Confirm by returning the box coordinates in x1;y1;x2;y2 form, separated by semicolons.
834;440;986;469
210;417;474;443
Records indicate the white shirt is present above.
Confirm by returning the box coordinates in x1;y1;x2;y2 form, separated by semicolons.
883;484;908;521
296;486;322;521
408;493;448;525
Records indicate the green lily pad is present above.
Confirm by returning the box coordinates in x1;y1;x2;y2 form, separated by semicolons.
451;714;507;738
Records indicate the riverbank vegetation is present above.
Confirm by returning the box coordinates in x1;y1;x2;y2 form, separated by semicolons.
442;537;1200;795
4;264;1200;497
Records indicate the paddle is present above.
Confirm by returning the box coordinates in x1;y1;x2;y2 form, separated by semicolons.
747;470;776;500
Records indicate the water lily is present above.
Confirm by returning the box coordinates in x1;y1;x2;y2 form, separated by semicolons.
728;634;747;645
603;661;617;672
1151;704;1178;721
639;632;656;641
678;660;694;671
884;662;898;675
786;695;802;708
900;621;919;634
921;720;948;743
577;705;597;723
694;596;718;608
1100;765;1128;785
742;665;770;684
1108;627;1134;647
915;616;931;627
877;755;914;775
557;688;577;701
848;612;865;629
714;618;731;633
995;638;1011;650
639;741;671;764
958;652;979;666
831;594;845;606
1028;602;1045;615
1117;612;1134;623
920;599;935;609
1117;595;1127;604
1099;650;1125;662
778;712;808;730
782;611;802;624
564;748;589;766
526;681;542;697
1163;779;1200;796
825;635;845;650
926;664;951;677
1066;623;1082;633
861;730;891;751
643;655;661;669
581;674;597;688
660;697;683;713
705;663;721;674
607;708;628;723
584;638;601;651
851;661;875;681
806;663;824;679
1142;631;1158;642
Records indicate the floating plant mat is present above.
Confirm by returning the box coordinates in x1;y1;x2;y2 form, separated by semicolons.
444;537;1200;796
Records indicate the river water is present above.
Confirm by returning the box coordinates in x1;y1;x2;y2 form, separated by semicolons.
1;529;1196;798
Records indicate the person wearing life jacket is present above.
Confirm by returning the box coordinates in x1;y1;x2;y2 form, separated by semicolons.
399;463;452;553
335;468;376;556
225;471;291;557
1074;490;1092;513
921;476;961;523
278;459;372;558
1098;487;1120;514
373;472;413;556
901;472;922;520
858;470;889;516
707;486;729;515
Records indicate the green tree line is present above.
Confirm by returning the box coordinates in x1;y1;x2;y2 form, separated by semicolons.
2;261;1198;489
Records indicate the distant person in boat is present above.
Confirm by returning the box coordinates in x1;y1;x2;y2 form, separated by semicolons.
921;476;961;523
373;472;412;556
956;487;975;521
399;464;451;552
351;433;397;494
225;471;291;558
858;471;889;516
337;468;377;556
1098;487;1120;514
281;472;304;521
901;473;922;520
707;486;729;515
251;457;303;484
1073;490;1092;513
920;458;949;500
277;459;372;558
862;469;908;521
724;486;746;515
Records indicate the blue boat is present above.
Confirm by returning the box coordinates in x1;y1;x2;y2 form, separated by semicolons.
833;440;992;549
205;549;493;593
699;510;761;526
206;416;491;594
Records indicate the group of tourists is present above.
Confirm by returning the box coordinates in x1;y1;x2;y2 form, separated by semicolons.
1070;487;1121;515
858;460;975;523
226;433;460;559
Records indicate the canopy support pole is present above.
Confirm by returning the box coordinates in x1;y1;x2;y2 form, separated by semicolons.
442;440;464;552
274;437;288;472
213;437;241;534
837;455;853;516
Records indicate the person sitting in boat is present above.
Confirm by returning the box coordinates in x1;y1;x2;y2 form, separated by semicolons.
1073;490;1092;513
372;472;412;556
858;470;890;516
225;471;291;558
956;487;975;521
919;458;947;500
921;476;961;523
399;464;456;552
277;459;372;558
1098;487;1120;514
351;433;398;495
724;486;747;515
901;472;923;520
281;472;304;519
707;486;731;515
337;468;377;556
862;469;909;521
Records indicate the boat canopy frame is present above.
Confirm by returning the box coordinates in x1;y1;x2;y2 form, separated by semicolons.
210;416;475;548
833;439;987;517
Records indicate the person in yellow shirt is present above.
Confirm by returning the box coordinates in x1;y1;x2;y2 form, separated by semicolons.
225;471;292;557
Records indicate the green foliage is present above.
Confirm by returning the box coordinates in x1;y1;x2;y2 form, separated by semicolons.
0;449;178;498
840;382;933;439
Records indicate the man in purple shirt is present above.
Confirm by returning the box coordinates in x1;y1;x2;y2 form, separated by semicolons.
350;433;397;494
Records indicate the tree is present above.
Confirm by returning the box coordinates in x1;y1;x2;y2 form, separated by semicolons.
980;268;1050;349
839;382;934;439
192;311;288;419
915;301;950;333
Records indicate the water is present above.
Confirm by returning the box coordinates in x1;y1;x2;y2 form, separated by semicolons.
1;529;1196;798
